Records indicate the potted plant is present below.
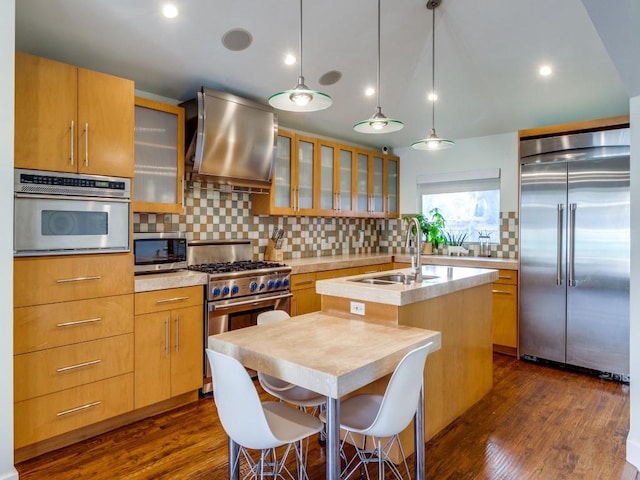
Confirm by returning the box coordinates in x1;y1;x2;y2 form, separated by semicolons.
403;208;446;254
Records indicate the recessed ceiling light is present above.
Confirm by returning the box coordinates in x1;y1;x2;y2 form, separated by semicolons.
162;4;178;18
365;87;375;96
539;65;552;76
284;54;296;65
428;92;438;102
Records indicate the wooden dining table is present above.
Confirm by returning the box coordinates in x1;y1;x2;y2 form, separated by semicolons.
208;311;441;480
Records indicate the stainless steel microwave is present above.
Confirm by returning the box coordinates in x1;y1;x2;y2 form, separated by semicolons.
14;169;131;256
133;232;187;274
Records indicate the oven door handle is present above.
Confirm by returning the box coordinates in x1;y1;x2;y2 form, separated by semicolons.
14;193;131;203
210;292;293;312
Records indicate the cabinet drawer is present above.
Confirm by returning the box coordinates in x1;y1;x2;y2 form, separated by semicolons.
135;286;203;315
14;334;134;402
14;373;134;448
14;295;133;354
290;272;316;291
494;269;517;285
14;254;134;307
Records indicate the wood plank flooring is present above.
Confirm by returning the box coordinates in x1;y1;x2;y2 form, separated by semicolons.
15;354;636;479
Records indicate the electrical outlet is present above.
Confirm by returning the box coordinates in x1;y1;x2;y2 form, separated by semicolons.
350;301;365;316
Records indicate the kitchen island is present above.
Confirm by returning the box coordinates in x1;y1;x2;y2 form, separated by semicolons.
316;265;498;456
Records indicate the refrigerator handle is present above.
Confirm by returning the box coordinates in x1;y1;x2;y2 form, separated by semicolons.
557;204;564;286
568;203;577;287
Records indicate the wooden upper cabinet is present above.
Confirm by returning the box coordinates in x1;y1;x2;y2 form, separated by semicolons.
133;97;185;214
253;129;399;218
14;52;134;178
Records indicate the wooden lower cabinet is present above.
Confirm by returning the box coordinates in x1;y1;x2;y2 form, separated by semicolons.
134;286;203;409
492;269;518;355
14;374;134;449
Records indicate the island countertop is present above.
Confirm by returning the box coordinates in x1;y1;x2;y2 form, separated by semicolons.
316;265;498;306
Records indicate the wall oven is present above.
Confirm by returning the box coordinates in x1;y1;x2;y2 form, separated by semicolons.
14;169;130;256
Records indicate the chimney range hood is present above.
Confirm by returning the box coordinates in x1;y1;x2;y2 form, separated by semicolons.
182;87;278;189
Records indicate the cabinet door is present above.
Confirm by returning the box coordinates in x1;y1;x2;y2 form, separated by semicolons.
385;156;399;218
492;284;518;349
133;97;184;213
14;52;77;172
170;305;204;397
295;134;318;215
371;154;385;217
254;131;295;215
77;67;134;177
318;141;337;216
134;311;172;408
355;151;370;216
338;146;354;215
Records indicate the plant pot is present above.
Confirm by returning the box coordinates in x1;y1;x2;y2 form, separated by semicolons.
421;242;433;255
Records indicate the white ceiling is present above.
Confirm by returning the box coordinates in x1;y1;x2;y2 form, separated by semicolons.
14;0;638;151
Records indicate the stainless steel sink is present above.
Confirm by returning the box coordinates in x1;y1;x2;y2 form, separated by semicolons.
349;273;439;286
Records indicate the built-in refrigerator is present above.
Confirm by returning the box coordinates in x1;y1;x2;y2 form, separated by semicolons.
519;128;630;379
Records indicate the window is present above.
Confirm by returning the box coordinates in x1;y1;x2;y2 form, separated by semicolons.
417;169;500;244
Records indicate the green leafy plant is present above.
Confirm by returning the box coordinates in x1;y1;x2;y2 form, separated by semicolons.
444;231;469;246
403;208;447;248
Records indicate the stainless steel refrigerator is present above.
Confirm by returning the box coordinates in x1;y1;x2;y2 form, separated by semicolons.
519;128;630;379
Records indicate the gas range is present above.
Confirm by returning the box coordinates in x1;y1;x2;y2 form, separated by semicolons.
187;240;291;303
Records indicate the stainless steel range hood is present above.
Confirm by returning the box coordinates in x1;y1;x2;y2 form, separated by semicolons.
182;87;278;189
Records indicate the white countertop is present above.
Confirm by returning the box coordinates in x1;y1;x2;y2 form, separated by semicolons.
316;265;498;306
394;253;518;271
285;253;394;274
134;270;208;293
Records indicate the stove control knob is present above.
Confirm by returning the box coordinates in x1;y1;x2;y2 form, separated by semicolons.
231;285;239;295
212;287;221;297
222;286;230;296
249;281;258;292
282;278;290;287
275;279;283;288
267;280;275;289
259;283;266;290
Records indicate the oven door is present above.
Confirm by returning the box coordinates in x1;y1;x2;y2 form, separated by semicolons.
14;193;130;256
202;291;292;394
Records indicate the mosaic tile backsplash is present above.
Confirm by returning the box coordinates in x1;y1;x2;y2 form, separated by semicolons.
134;180;518;260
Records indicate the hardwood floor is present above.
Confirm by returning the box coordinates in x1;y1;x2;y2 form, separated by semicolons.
16;354;636;479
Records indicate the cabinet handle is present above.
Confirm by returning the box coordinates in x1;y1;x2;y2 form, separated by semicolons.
84;122;89;167
70;120;74;166
492;289;512;295
164;317;170;355
56;275;101;284
56;317;101;328
175;315;180;352
56;359;102;373
294;280;314;286
57;401;101;417
498;275;513;280
156;296;189;304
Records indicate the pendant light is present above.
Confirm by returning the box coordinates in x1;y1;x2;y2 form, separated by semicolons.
268;0;332;112
353;0;404;134
412;0;454;150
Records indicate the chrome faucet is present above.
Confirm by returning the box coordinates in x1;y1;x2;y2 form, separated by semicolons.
404;217;423;282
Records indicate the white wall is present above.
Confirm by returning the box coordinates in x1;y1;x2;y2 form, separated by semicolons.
395;132;519;214
627;95;640;469
0;2;17;479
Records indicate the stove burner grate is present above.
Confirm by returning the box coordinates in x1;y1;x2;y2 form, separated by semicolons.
188;260;286;274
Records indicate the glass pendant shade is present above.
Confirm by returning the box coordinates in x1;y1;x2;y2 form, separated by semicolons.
353;106;404;134
353;0;403;134
411;128;455;150
269;76;332;112
268;1;332;112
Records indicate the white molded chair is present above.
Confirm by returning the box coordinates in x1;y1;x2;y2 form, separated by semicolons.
256;311;326;410
206;348;323;480
329;342;436;480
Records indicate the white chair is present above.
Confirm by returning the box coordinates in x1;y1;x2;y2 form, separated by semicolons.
256;311;326;411
329;342;436;480
206;348;323;480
